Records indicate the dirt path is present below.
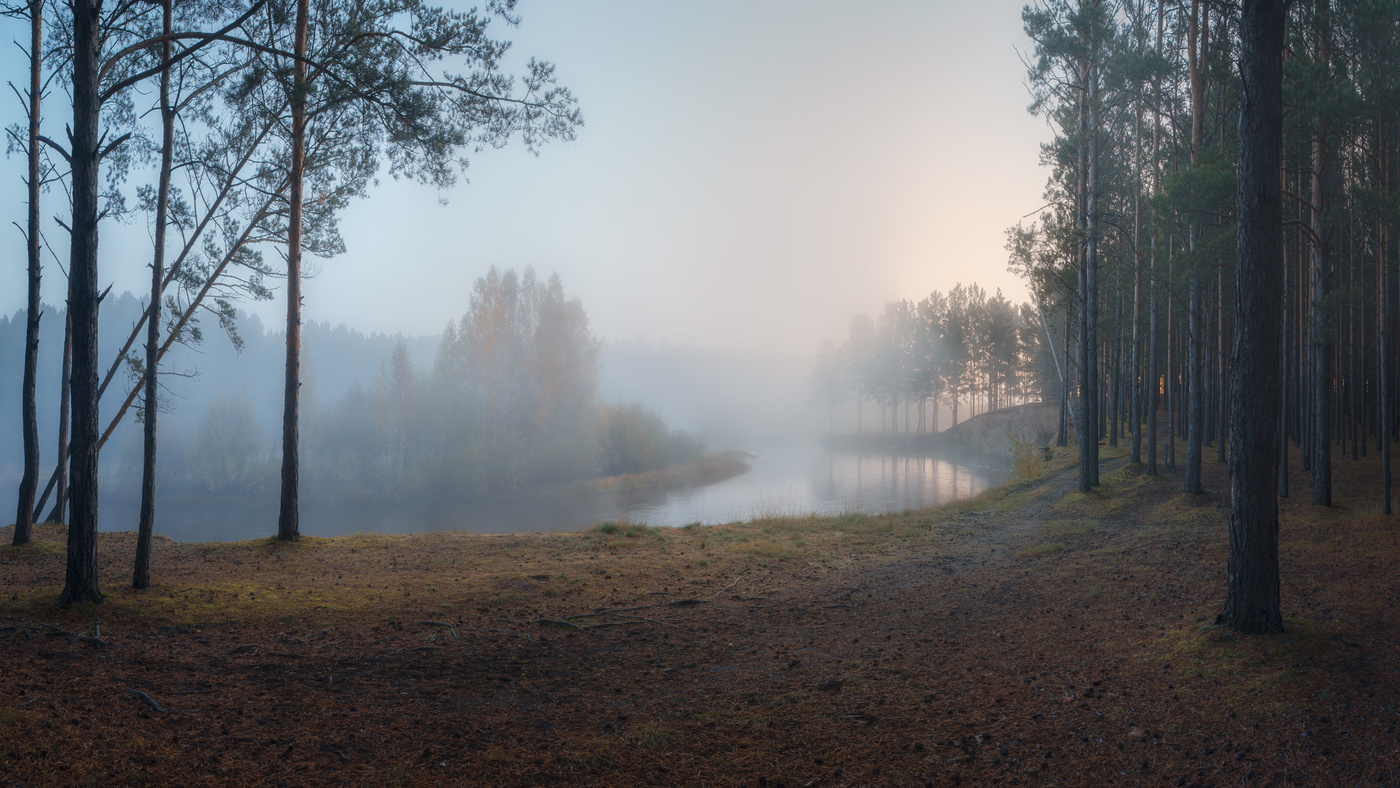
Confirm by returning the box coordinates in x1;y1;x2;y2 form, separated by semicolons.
3;447;1399;786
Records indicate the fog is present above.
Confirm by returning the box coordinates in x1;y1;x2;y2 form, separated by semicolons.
0;0;1048;355
0;1;1052;538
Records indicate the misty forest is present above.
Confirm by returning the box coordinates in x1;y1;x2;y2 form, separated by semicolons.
4;1;1400;786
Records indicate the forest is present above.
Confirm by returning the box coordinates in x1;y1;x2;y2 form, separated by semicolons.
810;284;1055;435
0;0;1382;627
1016;0;1387;486
1012;0;1400;631
1;0;590;600
1;268;706;499
6;2;1400;785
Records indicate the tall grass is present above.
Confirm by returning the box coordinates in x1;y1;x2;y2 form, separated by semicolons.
1008;431;1046;482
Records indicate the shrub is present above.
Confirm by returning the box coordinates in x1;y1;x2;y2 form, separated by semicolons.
1008;430;1046;482
592;520;655;538
598;403;703;475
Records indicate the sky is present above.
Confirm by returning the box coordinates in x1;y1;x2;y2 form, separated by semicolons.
0;0;1053;357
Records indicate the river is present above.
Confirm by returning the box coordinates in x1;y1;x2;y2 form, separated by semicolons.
84;437;1008;542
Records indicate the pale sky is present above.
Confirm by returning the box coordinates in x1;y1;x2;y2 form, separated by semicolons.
0;0;1051;356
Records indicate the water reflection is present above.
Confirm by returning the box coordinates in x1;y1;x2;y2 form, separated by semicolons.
97;438;1007;542
808;448;1002;517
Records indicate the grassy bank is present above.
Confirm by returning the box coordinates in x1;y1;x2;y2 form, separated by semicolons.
824;400;1061;463
581;451;752;496
2;440;1398;786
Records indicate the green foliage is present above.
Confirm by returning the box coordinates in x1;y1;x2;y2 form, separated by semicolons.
592;520;656;538
1017;541;1065;558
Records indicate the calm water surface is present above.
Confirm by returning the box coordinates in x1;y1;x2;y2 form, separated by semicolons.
98;438;1008;542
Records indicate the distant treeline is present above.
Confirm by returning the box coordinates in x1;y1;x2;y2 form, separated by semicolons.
2;269;703;502
810;284;1055;434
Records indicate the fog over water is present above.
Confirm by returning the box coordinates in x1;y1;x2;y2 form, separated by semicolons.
96;440;1007;542
0;298;1007;540
0;2;1047;539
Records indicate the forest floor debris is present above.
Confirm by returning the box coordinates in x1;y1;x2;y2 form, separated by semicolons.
3;442;1400;786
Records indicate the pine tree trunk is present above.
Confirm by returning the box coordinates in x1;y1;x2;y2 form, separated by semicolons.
1183;0;1206;495
1078;260;1093;492
1217;266;1227;462
134;0;174;589
1147;1;1163;475
1381;119;1392;514
1310;129;1332;506
1350;211;1360;461
1218;0;1284;634
1085;54;1102;488
278;0;310;542
1130;100;1144;464
1164;237;1176;467
59;0;104;607
13;0;42;547
1147;235;1159;476
1110;286;1121;449
1279;165;1290;499
1187;269;1204;494
1297;171;1311;473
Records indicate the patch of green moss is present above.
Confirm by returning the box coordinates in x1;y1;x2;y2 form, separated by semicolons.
1017;541;1065;558
0;539;64;556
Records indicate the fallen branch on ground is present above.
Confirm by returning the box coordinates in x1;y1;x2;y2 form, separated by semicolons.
126;688;166;714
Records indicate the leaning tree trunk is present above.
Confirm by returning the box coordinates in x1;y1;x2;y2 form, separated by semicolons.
277;0;309;542
12;0;43;547
45;285;72;524
1218;0;1284;634
134;0;174;589
59;0;104;607
1060;298;1071;446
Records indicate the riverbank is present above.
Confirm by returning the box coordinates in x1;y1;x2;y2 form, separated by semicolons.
579;450;753;496
2;441;1398;785
826;400;1061;462
77;452;755;542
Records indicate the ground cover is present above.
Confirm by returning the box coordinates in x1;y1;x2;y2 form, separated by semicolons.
2;441;1398;787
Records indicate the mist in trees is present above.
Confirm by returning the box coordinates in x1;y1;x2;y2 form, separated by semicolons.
0;0;580;601
812;285;1053;435
1;269;706;510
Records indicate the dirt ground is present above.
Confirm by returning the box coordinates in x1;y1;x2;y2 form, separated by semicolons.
3;441;1400;787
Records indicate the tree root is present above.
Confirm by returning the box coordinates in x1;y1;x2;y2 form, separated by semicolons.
126;688;166;714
